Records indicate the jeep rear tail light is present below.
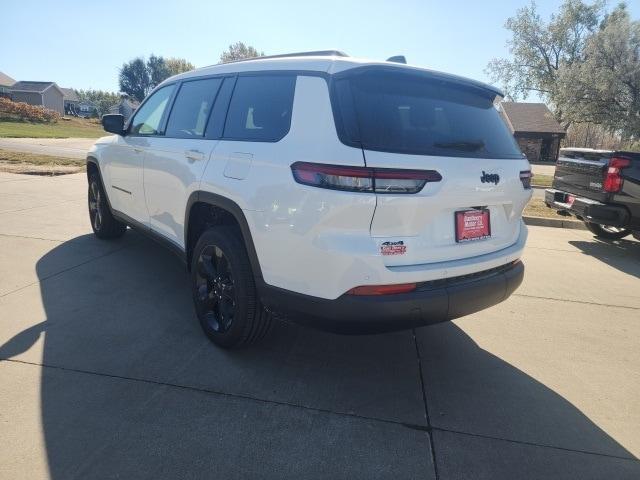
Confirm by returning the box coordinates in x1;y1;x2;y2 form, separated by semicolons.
374;169;441;193
603;157;630;193
346;283;417;295
290;162;441;194
519;170;532;190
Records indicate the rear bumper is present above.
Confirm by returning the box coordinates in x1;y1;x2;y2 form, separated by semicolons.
259;260;524;333
544;189;630;227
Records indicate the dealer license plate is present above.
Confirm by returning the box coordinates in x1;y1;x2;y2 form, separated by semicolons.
455;209;491;243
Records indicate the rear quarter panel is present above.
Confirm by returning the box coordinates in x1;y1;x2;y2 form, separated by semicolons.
198;75;378;297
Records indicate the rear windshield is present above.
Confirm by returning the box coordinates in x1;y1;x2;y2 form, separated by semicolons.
332;70;522;159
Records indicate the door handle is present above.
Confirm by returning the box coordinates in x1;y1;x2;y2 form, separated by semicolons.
133;147;144;153
185;149;205;161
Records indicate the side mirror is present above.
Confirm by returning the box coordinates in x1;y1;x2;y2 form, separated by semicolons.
102;114;125;135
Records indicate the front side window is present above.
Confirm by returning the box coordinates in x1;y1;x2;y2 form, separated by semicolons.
129;85;175;135
223;75;296;141
165;78;222;138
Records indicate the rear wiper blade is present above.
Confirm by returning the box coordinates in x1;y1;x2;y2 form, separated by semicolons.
433;140;485;151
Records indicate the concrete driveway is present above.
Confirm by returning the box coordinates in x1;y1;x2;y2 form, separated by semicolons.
0;171;638;479
532;186;546;199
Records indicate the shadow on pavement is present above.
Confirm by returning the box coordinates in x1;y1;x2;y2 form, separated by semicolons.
568;237;640;279
0;232;638;478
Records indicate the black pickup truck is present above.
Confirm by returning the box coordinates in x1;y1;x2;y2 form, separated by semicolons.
545;148;640;240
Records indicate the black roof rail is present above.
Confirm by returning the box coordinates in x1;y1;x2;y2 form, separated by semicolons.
221;50;349;64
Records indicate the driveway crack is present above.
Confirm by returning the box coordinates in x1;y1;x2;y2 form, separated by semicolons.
2;357;639;464
413;328;440;479
514;293;640;310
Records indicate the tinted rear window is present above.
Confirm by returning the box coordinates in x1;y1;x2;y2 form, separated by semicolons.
223;75;296;142
333;70;522;159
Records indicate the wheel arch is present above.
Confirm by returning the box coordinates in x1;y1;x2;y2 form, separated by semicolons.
185;191;263;281
86;156;99;179
86;156;116;213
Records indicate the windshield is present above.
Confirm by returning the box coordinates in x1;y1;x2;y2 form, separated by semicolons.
332;69;523;159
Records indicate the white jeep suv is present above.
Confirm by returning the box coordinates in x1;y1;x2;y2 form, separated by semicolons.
87;51;531;348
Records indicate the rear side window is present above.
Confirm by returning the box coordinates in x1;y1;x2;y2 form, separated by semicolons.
333;70;522;159
165;78;222;138
130;84;175;135
223;75;296;142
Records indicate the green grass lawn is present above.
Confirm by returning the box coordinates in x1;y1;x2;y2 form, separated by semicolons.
0;117;104;138
531;173;553;188
524;197;570;219
0;149;85;175
0;149;85;166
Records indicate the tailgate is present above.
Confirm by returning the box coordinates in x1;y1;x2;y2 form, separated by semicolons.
553;150;609;202
367;150;531;267
329;66;532;267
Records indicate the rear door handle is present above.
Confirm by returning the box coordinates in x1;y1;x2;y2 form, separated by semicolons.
133;147;144;153
185;149;205;161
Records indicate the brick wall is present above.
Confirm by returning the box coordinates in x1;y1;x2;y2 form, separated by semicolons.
548;137;561;161
516;137;542;162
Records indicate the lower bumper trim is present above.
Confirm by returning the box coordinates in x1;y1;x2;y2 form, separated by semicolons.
258;260;524;334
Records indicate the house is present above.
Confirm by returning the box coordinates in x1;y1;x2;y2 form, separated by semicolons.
500;102;566;162
10;81;64;114
0;71;15;98
77;100;97;118
108;97;139;121
61;87;80;115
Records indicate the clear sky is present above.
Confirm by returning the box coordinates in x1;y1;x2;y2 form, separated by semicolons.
1;0;638;95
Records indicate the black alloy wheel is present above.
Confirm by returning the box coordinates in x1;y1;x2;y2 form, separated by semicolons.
88;179;103;232
191;226;272;348
87;173;127;239
194;245;237;333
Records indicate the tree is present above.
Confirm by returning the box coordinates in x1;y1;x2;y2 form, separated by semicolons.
486;0;603;122
220;42;264;63
165;57;195;75
118;55;186;102
557;5;640;138
119;57;152;102
147;54;171;87
76;89;120;117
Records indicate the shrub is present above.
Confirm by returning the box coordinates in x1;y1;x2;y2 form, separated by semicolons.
0;97;60;123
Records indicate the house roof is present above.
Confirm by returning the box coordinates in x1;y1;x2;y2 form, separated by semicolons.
61;87;79;102
500;102;566;135
11;81;57;93
0;71;15;87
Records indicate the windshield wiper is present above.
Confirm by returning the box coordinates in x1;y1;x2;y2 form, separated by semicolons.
433;140;485;152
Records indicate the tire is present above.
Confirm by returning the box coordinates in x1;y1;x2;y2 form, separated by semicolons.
88;173;127;239
583;221;631;240
191;226;272;348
